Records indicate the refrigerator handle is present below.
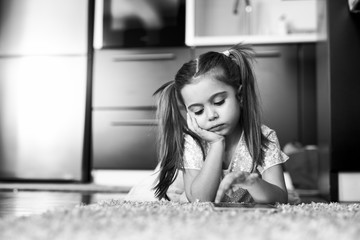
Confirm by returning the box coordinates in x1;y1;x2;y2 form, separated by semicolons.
111;119;158;126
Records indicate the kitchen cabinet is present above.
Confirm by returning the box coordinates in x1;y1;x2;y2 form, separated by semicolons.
92;47;192;170
186;0;317;46
298;43;317;146
92;110;157;169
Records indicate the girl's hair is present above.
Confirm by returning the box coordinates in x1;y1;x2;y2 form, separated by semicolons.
153;43;269;200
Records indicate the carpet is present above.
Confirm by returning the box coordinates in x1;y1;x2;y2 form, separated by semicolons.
0;200;359;240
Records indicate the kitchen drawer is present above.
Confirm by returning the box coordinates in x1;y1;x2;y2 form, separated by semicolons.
92;47;192;108
92;110;158;170
194;45;299;147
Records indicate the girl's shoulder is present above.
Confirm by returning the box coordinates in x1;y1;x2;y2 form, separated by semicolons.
258;125;289;173
261;125;280;143
261;124;274;137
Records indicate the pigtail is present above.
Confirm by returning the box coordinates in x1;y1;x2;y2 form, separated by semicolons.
228;44;270;170
152;81;187;200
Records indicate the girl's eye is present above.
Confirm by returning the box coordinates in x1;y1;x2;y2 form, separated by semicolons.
194;109;204;115
214;99;225;106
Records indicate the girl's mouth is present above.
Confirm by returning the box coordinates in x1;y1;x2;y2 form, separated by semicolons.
208;124;225;132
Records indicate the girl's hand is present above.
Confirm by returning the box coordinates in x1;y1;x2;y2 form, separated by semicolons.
187;113;224;144
214;171;259;203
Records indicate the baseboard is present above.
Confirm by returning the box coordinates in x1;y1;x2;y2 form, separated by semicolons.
92;170;154;188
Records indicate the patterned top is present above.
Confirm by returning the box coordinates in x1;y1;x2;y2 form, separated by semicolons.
182;125;289;203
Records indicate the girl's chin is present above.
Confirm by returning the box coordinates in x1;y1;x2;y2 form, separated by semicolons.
212;129;228;136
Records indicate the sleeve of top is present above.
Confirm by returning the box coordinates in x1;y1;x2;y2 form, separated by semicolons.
257;126;289;174
183;134;204;170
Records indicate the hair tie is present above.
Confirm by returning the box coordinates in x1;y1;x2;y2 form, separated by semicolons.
222;50;230;57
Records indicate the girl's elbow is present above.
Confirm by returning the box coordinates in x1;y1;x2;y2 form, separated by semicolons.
186;194;198;203
186;195;214;203
186;191;214;203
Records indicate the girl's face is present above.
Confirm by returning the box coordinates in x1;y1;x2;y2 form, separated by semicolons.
180;76;241;136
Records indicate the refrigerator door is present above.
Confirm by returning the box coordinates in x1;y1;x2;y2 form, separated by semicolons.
0;56;87;181
0;0;88;55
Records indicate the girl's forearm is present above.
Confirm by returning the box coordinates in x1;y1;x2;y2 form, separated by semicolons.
247;178;288;204
187;139;225;202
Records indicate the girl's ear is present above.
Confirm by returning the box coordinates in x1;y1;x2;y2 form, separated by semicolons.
236;85;243;101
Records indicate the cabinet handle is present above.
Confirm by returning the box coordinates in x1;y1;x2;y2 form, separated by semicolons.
255;51;281;58
93;106;156;111
111;119;158;126
112;53;175;62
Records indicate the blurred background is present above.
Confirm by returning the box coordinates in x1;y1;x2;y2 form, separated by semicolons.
0;0;359;207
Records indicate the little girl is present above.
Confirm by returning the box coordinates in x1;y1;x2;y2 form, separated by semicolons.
128;43;289;204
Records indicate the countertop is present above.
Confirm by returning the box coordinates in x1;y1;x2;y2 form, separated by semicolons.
186;33;319;47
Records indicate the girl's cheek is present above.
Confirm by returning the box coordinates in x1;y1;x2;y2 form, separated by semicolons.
196;117;206;129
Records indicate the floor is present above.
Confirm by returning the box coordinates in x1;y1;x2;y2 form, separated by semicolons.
0;190;128;218
0;170;150;218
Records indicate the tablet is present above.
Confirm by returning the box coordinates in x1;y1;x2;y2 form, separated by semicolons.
211;202;278;211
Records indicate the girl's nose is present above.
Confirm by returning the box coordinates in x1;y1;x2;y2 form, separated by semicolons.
207;108;219;121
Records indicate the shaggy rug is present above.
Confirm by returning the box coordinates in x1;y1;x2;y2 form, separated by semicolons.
0;200;359;240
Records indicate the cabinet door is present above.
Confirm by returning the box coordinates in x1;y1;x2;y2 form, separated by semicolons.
92;47;191;169
92;47;192;107
194;45;298;146
253;45;298;147
92;110;158;170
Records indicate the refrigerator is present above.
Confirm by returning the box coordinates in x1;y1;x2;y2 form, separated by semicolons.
316;0;360;201
0;0;92;182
